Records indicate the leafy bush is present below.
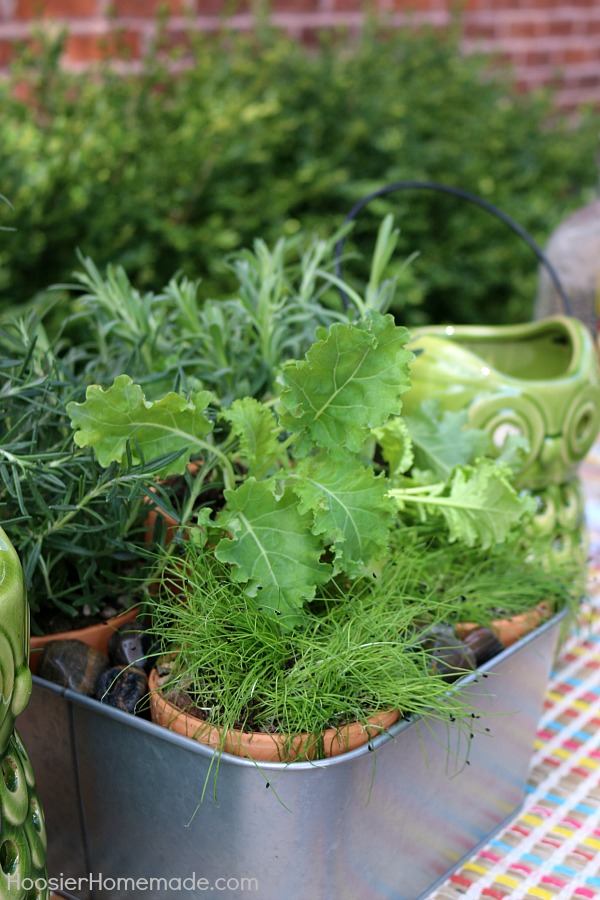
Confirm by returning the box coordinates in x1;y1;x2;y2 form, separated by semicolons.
0;17;598;325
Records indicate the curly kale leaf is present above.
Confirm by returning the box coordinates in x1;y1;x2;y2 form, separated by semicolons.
68;375;214;477
404;399;491;480
293;452;395;577
214;478;332;627
277;310;413;458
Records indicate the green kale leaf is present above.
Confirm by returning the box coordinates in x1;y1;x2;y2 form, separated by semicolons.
67;375;214;477
214;478;332;627
277;310;413;458
405;399;491;479
293;452;395;576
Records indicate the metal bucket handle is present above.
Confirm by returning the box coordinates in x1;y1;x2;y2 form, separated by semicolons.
334;179;574;319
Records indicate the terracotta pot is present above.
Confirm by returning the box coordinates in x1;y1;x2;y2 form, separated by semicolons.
455;601;552;649
321;709;401;757
143;463;201;546
148;669;399;762
29;605;140;675
144;506;180;547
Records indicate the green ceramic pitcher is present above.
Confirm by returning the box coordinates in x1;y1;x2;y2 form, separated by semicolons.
404;315;600;490
404;315;600;565
336;181;600;562
0;526;48;900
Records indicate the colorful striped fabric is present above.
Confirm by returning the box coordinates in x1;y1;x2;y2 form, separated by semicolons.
427;445;600;899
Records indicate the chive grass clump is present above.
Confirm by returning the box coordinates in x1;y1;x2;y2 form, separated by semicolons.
145;523;578;757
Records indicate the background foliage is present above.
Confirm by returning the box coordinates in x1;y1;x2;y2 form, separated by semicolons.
0;17;598;325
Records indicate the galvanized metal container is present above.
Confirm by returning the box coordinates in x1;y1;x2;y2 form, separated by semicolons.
17;611;564;900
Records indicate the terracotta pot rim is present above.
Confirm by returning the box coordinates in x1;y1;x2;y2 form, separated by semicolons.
29;604;141;674
455;600;553;648
148;668;400;762
143;462;201;544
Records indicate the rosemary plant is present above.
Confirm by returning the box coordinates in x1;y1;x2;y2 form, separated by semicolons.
0;316;162;632
58;228;358;405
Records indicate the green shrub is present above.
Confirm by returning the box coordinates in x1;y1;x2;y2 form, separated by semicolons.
0;18;598;325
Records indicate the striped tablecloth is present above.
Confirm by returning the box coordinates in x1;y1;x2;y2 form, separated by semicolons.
427;447;600;900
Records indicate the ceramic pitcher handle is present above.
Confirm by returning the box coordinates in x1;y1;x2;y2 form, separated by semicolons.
334;179;574;319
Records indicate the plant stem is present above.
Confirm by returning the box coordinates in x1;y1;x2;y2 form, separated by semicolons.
389;484;445;495
0;448;37;469
40;473;145;538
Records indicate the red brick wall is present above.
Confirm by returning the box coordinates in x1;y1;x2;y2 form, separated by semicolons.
0;0;599;110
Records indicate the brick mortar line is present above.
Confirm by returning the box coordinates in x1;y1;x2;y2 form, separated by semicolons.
3;6;600;23
465;34;600;51
465;8;600;24
0;12;361;41
3;14;599;39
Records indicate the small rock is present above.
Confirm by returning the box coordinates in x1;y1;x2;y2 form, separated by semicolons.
38;640;109;696
462;626;505;665
420;624;477;682
96;665;149;715
100;606;119;621
108;617;152;671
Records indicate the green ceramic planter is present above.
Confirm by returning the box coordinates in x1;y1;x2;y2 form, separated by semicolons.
405;315;600;490
0;526;48;900
404;315;600;569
